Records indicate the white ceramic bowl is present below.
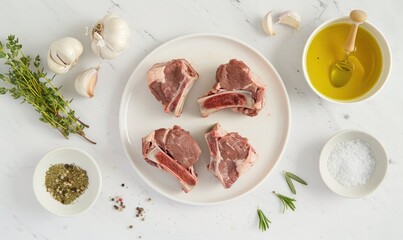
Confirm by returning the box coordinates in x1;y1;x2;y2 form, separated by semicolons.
319;130;388;198
33;147;102;216
302;17;391;103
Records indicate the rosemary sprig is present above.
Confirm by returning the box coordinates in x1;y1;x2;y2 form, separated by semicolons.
257;208;271;231
0;35;95;144
284;171;307;194
273;191;296;213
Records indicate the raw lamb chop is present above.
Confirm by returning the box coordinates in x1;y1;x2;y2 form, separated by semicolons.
205;123;258;188
142;125;201;192
197;59;266;117
147;59;199;117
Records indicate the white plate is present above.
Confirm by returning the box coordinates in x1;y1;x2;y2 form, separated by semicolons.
119;33;291;205
33;147;102;216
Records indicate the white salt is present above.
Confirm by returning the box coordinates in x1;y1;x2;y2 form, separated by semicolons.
327;139;376;188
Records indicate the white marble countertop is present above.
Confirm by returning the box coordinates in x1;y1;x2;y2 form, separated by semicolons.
1;0;402;239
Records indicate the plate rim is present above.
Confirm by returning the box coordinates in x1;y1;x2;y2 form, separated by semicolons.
118;33;291;206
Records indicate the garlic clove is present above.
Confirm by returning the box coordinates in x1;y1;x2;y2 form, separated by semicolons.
276;10;301;30
49;48;67;66
91;34;120;60
262;11;276;36
74;67;99;98
48;37;83;74
90;14;130;59
50;37;83;65
47;50;71;74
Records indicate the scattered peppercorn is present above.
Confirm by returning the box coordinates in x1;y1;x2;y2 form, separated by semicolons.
121;183;125;187
136;207;145;220
111;196;126;212
128;225;133;229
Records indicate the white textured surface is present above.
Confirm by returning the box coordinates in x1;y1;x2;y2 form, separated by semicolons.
0;0;402;239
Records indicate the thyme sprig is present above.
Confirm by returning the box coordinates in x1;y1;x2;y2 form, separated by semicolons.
0;35;95;144
273;191;296;213
257;208;271;231
284;171;307;194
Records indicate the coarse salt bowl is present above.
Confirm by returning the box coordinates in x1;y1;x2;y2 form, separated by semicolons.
319;130;388;198
302;17;391;103
33;147;102;217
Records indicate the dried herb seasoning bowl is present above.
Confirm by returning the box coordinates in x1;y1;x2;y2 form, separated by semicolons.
319;130;388;198
302;16;391;103
33;147;102;217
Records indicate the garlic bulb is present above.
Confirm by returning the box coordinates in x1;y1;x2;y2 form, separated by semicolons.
74;67;99;98
47;37;83;74
277;11;301;30
90;14;130;59
262;11;275;36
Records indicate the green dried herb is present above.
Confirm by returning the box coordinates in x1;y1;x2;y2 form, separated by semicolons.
284;171;307;194
45;163;89;205
257;208;271;231
273;191;296;213
0;35;95;144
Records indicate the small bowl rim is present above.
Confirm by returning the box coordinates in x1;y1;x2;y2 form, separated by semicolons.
319;129;388;198
33;147;102;217
302;17;392;104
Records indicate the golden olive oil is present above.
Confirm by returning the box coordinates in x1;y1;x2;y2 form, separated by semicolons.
307;23;382;101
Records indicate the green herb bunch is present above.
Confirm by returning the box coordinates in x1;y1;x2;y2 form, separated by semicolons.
0;35;95;144
257;208;271;231
273;191;296;213
256;171;307;232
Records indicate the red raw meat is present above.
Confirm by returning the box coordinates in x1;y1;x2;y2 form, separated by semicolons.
197;59;266;117
142;125;201;192
147;59;199;117
205;123;258;188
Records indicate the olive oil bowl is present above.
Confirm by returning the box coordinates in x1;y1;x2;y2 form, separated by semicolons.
33;147;102;217
302;17;391;103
